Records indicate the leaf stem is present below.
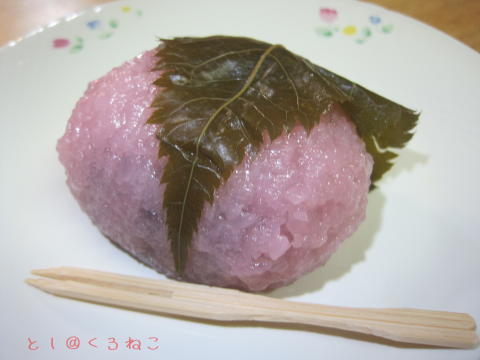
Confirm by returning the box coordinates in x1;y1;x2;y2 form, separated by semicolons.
175;44;281;271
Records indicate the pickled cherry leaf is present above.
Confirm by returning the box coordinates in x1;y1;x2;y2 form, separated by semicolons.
147;36;418;272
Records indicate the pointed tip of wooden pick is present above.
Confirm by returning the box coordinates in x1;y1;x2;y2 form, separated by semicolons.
25;277;43;289
30;268;51;276
31;266;71;278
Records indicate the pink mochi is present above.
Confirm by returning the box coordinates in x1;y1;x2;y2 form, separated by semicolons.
57;50;373;292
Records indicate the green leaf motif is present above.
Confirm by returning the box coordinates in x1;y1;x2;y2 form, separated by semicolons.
381;24;394;33
99;32;113;39
315;26;334;37
148;36;418;273
362;26;372;37
69;37;84;53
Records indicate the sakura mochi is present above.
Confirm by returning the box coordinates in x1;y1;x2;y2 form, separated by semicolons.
57;37;417;292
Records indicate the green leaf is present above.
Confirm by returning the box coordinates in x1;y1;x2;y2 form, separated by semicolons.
69;45;83;54
312;64;418;184
99;32;113;39
148;36;418;272
381;24;394;33
315;26;334;37
69;38;84;53
362;26;372;37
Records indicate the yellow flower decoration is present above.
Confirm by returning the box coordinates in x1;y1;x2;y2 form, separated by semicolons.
342;25;357;35
121;6;132;12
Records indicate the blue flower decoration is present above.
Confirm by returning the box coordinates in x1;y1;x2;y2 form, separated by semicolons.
369;16;381;25
86;20;101;30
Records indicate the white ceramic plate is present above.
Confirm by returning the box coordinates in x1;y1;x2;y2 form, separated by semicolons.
1;0;479;359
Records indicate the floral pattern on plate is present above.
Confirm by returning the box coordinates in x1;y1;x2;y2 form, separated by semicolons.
52;5;142;53
316;7;394;44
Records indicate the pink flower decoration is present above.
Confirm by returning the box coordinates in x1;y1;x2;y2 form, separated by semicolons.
319;8;338;23
53;38;70;48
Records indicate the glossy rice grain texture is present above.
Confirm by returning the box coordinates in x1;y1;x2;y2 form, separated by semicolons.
57;50;373;292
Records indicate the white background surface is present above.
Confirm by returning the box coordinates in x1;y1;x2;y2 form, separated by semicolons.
1;0;479;358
